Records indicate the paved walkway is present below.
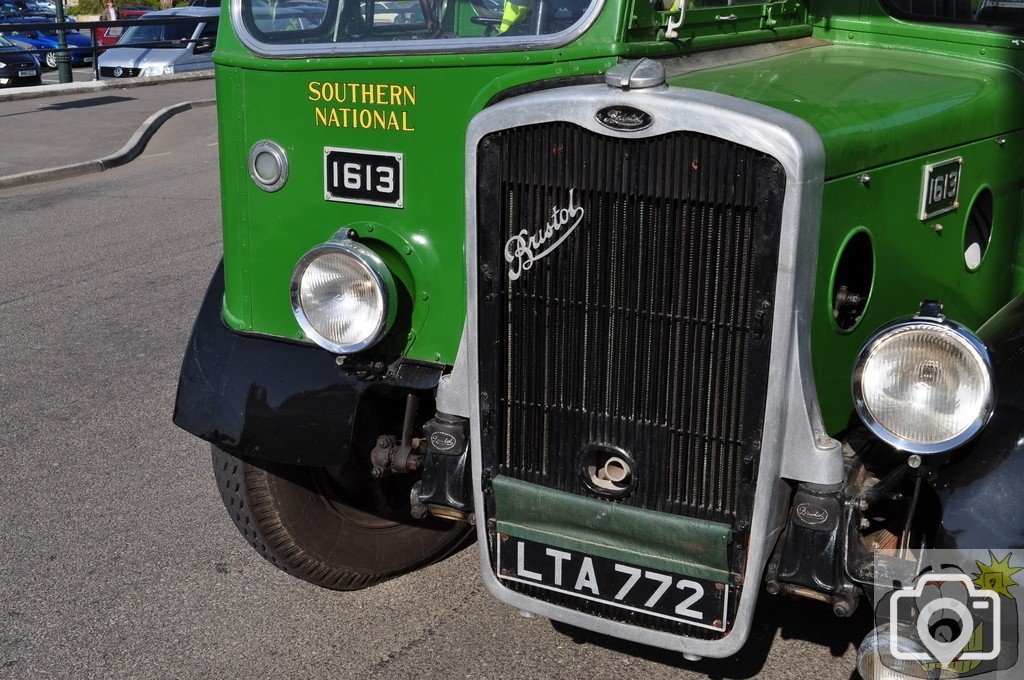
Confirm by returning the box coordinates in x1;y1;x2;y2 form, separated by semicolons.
0;78;215;177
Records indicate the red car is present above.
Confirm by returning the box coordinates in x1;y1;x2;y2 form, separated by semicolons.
93;7;149;47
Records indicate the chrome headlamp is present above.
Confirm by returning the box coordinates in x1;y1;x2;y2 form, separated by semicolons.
290;236;397;354
852;303;994;455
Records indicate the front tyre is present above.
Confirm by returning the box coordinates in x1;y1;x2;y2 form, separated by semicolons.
212;446;471;590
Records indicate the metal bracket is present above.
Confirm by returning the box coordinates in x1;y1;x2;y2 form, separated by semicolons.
665;2;686;39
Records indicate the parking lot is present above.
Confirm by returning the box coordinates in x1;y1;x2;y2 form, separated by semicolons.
0;5;217;92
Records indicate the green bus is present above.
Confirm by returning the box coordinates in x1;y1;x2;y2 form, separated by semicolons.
172;0;1024;674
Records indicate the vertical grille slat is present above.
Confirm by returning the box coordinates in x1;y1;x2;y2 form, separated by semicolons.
477;121;785;555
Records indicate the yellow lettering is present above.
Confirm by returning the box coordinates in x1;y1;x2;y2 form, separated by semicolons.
309;82;417;131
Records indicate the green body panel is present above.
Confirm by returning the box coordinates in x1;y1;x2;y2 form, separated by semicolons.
213;0;1024;432
810;134;1024;431
668;44;1024;430
493;476;732;582
667;44;1024;179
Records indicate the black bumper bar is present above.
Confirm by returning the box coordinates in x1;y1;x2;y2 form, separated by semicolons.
172;264;441;467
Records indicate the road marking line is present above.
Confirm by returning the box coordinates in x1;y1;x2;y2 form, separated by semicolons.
140;152;172;159
206;142;218;147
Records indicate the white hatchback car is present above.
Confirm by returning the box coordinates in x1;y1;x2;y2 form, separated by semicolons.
98;6;217;79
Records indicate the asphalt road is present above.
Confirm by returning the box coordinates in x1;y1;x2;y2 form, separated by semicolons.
0;106;871;679
0;77;215;177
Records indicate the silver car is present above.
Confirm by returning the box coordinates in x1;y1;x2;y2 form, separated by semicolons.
98;6;217;79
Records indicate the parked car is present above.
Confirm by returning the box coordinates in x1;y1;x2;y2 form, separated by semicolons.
94;7;150;48
0;33;40;86
188;0;220;6
97;7;216;78
9;0;55;18
0;20;93;68
0;0;29;18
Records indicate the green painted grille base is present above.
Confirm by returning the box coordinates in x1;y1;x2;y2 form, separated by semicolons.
492;476;732;584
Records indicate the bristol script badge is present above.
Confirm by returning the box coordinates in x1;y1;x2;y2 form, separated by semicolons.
504;189;585;281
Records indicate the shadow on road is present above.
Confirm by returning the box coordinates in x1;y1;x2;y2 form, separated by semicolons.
0;95;137;120
549;586;871;679
40;95;136;110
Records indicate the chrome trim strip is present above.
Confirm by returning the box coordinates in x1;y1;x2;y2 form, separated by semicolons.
463;85;840;657
230;0;607;59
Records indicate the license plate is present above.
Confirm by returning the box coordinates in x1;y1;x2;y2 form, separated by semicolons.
497;536;729;631
18;69;35;77
919;156;962;220
324;147;403;208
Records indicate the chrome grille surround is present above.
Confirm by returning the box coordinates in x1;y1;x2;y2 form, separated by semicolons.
459;84;840;657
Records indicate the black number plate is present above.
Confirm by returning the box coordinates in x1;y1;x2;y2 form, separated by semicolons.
324;147;403;208
497;536;728;631
919;156;962;220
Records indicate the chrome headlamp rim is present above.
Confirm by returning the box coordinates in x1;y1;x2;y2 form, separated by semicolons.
247;140;289;192
289;236;397;355
851;314;994;455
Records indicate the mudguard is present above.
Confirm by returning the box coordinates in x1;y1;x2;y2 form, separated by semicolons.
172;263;441;467
932;293;1024;549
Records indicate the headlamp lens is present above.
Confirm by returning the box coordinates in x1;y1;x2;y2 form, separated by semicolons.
291;240;394;354
855;321;993;452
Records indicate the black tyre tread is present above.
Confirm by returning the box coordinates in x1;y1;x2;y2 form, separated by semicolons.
212;446;467;590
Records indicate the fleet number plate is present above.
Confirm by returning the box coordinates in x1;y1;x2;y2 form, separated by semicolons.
919;156;962;220
324;147;403;208
496;536;729;631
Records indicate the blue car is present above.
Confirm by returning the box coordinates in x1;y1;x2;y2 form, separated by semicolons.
0;19;92;69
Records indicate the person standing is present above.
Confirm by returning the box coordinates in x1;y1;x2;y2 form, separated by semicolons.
104;0;118;21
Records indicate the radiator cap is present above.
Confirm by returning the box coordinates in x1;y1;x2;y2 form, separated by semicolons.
604;58;667;90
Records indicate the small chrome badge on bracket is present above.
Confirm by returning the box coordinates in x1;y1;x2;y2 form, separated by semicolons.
596;106;653;132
